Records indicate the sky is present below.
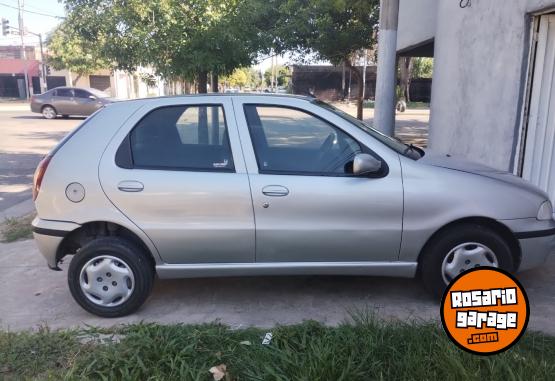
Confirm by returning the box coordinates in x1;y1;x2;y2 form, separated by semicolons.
0;0;65;46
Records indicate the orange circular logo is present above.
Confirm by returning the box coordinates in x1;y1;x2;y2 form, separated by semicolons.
440;268;529;355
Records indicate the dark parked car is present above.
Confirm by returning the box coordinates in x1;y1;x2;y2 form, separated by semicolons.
30;87;114;119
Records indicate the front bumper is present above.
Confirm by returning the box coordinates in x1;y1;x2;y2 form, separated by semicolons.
502;218;555;272
32;217;80;269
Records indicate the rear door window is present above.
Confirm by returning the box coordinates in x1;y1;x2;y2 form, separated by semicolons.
129;105;234;171
55;88;73;97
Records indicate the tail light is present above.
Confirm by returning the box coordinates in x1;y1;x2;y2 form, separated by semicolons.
33;155;52;201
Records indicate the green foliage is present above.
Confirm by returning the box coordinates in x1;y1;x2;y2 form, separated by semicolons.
272;0;379;65
1;320;555;380
264;65;291;87
61;0;268;85
224;68;249;88
223;67;262;89
46;21;110;78
412;57;434;79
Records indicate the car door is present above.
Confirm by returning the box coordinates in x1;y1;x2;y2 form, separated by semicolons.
232;96;403;263
73;89;103;115
52;88;74;114
99;97;255;264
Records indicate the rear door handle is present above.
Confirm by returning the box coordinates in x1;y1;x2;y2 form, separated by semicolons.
262;185;289;197
117;180;144;192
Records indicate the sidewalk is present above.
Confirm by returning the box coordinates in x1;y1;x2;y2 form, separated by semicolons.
0;101;31;112
1;237;555;334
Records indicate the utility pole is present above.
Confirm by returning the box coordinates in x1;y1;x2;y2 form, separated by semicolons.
341;61;346;100
374;0;400;136
38;33;46;93
362;49;367;102
18;0;30;99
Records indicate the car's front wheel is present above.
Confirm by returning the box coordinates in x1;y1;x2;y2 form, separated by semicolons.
41;105;57;119
420;223;514;297
68;237;154;317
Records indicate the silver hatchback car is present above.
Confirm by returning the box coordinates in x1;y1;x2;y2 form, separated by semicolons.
30;87;113;119
32;94;555;317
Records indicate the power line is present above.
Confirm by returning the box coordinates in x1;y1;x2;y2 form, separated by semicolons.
0;1;65;19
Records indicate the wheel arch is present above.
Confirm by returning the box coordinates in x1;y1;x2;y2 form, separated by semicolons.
416;217;522;275
41;104;56;112
56;221;156;269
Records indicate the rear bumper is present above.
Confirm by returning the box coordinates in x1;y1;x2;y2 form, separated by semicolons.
502;218;555;272
32;217;80;269
30;102;42;113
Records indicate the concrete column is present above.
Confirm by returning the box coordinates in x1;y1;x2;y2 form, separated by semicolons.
374;0;400;136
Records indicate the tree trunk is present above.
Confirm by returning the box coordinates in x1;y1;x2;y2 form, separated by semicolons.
197;71;208;93
72;73;82;87
399;57;413;103
211;73;219;93
346;60;364;120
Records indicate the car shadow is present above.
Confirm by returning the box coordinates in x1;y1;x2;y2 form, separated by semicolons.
11;115;87;120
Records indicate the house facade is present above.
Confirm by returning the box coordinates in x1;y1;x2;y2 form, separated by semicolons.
398;0;555;202
0;45;165;99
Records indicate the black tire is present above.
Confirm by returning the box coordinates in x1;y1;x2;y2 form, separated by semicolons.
41;105;57;119
68;237;154;317
419;223;514;298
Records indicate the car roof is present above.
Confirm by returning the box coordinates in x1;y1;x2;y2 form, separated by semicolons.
113;93;315;106
52;86;96;91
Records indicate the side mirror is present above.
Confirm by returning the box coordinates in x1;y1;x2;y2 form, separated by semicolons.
353;153;382;176
88;95;97;100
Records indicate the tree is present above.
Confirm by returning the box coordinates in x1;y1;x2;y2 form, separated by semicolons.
272;0;379;119
225;68;249;88
46;22;110;86
398;57;433;103
62;0;267;93
398;57;413;103
412;57;433;79
264;65;290;87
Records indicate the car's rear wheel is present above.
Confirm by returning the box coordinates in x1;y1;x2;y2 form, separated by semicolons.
41;105;57;119
419;223;514;297
68;237;154;317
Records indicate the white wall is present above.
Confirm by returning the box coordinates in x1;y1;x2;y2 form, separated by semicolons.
397;0;438;50
429;0;555;171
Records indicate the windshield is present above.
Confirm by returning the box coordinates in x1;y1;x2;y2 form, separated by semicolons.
312;99;423;159
87;88;110;98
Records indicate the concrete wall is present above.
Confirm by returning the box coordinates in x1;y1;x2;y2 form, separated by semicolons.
429;0;555;171
397;0;438;50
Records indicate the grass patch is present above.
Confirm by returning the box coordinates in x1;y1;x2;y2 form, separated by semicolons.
1;214;34;242
1;318;554;380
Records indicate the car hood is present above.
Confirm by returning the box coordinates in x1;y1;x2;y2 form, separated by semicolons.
418;151;549;199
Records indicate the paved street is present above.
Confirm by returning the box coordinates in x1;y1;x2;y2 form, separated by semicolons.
0;109;82;213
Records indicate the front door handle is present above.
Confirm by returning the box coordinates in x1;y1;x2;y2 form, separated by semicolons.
262;185;289;197
117;180;144;192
